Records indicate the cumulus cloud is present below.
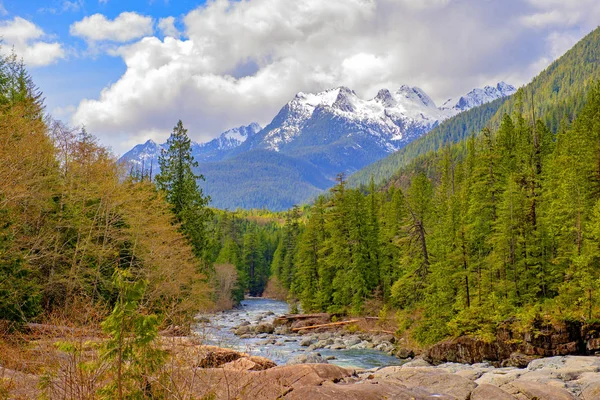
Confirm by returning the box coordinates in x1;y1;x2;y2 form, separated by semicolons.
0;17;65;67
70;0;600;154
158;16;179;38
70;12;154;42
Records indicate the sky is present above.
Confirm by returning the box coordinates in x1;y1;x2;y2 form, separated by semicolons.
1;0;599;155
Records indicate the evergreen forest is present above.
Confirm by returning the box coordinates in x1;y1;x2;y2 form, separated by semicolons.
273;83;600;344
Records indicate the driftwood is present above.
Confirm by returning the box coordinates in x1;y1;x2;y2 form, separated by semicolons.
273;313;332;326
291;319;360;332
367;329;396;335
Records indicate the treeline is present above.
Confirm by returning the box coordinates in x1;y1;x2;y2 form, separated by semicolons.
0;54;210;327
274;84;600;344
206;209;282;303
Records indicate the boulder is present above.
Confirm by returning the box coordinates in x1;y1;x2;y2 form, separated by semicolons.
475;369;524;387
471;384;517;400
235;325;253;336
396;347;415;359
256;323;275;334
300;337;315;347
287;352;328;365
582;381;600;400
502;352;536;368
284;380;455;400
372;368;476;400
344;336;361;347
188;363;353;400
507;380;576;400
401;358;432;368
372;334;396;345
527;355;600;372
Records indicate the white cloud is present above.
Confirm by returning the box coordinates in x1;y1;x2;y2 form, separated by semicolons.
70;12;154;42
522;0;600;28
62;0;83;12
158;16;179;38
0;2;7;16
70;0;600;154
0;17;64;67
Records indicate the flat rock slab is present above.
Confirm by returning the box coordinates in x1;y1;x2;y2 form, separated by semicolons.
528;356;600;372
285;380;455;400
582;381;600;400
471;384;517;400
507;380;576;400
189;363;354;400
373;367;476;399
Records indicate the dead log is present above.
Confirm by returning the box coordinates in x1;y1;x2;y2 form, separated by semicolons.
291;319;360;332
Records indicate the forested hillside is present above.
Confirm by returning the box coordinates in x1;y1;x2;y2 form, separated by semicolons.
0;53;286;329
349;26;600;188
272;81;600;344
0;54;216;327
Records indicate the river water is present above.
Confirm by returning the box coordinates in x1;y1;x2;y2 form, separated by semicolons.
193;298;402;369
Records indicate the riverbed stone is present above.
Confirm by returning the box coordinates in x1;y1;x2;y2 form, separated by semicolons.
372;334;395;345
395;347;415;359
256;322;275;334
300;337;314;346
234;325;253;335
287;352;328;365
344;336;361;347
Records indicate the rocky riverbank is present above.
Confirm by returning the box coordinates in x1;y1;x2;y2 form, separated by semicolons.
231;310;402;358
158;341;600;399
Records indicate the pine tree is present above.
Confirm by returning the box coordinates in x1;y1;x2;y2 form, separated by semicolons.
156;120;211;259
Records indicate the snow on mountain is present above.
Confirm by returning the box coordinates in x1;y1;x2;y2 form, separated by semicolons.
252;82;516;152
199;122;262;152
441;81;517;112
119;122;262;169
253;82;512;154
121;139;165;171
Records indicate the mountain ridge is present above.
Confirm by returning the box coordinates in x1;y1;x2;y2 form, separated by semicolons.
120;81;516;209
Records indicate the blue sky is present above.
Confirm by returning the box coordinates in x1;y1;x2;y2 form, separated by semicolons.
0;0;599;154
2;0;203;120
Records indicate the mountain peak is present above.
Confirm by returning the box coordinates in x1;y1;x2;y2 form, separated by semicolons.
441;82;516;112
375;88;396;107
395;85;437;108
332;86;358;112
497;81;517;94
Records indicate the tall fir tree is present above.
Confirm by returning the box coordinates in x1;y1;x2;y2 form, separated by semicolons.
156;120;211;260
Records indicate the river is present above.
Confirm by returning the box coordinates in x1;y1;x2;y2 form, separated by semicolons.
194;297;402;369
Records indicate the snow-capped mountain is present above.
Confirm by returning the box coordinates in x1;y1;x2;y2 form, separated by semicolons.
441;81;516;112
119;122;262;170
244;82;515;157
197;122;262;153
121;139;165;173
121;81;516;210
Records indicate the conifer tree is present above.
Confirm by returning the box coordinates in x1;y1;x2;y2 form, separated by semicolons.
156;120;211;259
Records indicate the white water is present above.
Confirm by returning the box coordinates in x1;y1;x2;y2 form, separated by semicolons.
194;298;402;369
